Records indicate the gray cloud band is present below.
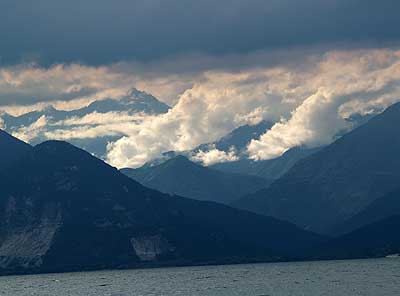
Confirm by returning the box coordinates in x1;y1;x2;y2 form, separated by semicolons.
0;0;399;65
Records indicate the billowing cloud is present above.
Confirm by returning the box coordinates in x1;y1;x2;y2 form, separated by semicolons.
248;49;400;160
105;67;299;168
248;89;349;159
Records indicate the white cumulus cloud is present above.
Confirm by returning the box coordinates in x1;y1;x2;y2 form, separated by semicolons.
191;147;239;166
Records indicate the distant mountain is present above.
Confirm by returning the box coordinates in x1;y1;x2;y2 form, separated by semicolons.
0;135;323;275
0;89;170;157
121;156;270;204
0;129;32;169
234;102;400;234
315;215;400;260
211;147;320;181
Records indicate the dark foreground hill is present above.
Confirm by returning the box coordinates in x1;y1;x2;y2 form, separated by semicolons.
235;102;400;234
0;133;323;275
121;156;269;204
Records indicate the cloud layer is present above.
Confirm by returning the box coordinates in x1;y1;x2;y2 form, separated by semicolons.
1;48;400;169
107;49;400;168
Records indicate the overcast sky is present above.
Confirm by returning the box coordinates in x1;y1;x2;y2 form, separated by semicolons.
1;1;400;168
0;0;399;66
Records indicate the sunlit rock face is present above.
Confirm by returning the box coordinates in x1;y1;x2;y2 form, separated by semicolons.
131;235;176;261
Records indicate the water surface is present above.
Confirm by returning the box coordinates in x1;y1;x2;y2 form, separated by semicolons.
1;258;399;296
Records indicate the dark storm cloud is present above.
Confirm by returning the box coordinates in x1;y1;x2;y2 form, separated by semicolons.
0;0;399;65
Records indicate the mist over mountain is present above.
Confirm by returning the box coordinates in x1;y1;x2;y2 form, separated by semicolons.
121;156;270;204
235;102;400;234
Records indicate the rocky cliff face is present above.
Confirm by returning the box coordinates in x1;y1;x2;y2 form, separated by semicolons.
0;199;62;270
131;235;175;261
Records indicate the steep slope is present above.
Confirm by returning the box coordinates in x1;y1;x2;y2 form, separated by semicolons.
211;147;320;180
121;156;270;204
0;129;32;169
235;102;400;234
0;139;323;275
315;215;400;259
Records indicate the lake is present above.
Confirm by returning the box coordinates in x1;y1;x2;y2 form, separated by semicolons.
1;258;399;296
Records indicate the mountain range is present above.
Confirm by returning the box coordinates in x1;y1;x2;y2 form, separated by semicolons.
1;100;400;276
0;130;324;275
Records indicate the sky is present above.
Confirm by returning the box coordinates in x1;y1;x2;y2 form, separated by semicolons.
1;1;400;168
